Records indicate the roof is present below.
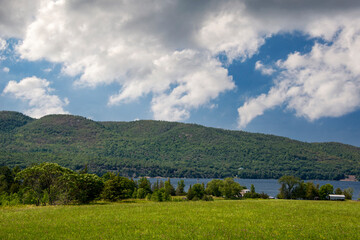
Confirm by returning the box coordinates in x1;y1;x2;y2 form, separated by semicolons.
328;194;345;197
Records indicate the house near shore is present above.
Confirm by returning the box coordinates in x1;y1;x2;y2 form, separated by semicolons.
240;189;250;197
328;194;345;201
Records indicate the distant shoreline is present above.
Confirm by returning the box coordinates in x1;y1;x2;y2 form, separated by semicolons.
340;175;358;182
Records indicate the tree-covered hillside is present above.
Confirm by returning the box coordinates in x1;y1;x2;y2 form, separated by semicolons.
1;111;360;180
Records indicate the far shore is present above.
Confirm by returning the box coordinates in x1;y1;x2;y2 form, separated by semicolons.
340;175;358;182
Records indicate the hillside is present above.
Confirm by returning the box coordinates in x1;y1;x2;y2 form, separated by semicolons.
0;111;360;180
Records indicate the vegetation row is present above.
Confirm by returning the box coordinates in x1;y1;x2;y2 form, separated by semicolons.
0;163;354;206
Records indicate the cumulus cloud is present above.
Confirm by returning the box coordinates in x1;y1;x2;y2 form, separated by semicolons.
238;20;360;127
0;38;6;50
3;0;359;124
255;61;275;76
16;0;241;121
2;67;9;73
3;76;69;118
0;0;41;38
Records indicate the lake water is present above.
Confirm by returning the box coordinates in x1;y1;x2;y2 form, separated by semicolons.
139;178;360;200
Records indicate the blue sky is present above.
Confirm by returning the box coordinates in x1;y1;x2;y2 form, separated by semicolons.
1;0;360;146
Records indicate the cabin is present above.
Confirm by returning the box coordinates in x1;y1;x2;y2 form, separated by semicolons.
328;194;345;201
240;189;250;197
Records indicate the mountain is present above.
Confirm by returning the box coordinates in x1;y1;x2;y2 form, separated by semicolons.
0;111;359;180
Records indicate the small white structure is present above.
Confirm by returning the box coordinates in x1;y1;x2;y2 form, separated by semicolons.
240;189;250;197
328;194;345;201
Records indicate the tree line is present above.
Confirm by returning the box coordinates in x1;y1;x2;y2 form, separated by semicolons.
277;175;354;200
0;163;272;206
0;163;354;206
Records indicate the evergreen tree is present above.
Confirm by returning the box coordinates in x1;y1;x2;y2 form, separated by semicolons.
164;178;175;196
187;183;205;200
175;180;186;196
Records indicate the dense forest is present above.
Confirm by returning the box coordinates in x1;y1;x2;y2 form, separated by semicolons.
1;111;360;180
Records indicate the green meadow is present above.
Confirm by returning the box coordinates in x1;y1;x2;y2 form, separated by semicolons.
1;199;359;239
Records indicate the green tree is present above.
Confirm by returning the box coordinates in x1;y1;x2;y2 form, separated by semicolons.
343;188;353;200
101;176;136;201
137;177;152;195
0;166;20;194
244;184;261;198
136;188;147;199
101;172;116;182
151;188;171;202
164;178;175;196
304;182;319;200
220;178;243;199
334;187;343;195
62;173;104;204
319;184;334;200
277;175;301;199
17;162;73;205
175;180;185;196
205;179;223;197
293;181;306;199
187;183;205;200
250;184;255;194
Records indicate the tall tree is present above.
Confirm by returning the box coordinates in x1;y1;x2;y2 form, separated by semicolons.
17;162;73;205
205;179;223;197
220;178;244;199
304;182;319;200
278;175;301;199
164;178;175;196
187;183;205;200
176;180;186;196
319;184;334;200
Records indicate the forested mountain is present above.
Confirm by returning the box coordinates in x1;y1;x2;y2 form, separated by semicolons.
0;111;359;180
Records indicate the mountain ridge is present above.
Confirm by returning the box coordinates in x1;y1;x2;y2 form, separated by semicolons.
0;111;359;180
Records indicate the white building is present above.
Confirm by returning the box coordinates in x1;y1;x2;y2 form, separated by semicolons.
240;189;250;197
328;194;345;201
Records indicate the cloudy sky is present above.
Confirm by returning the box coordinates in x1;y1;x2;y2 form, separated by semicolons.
1;0;360;146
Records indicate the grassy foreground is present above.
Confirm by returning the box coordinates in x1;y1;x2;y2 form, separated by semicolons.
1;199;359;239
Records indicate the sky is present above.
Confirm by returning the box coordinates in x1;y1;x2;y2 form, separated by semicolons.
1;0;360;146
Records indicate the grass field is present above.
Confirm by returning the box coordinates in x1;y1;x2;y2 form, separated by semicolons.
1;199;359;239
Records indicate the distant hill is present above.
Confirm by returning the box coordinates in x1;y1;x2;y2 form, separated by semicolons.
0;111;359;180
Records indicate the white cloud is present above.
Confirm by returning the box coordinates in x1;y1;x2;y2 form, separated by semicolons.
3;0;359;124
238;20;360;127
0;0;41;38
2;67;9;73
0;38;6;50
16;0;239;121
3;76;69;118
150;50;234;121
255;61;275;76
0;37;6;61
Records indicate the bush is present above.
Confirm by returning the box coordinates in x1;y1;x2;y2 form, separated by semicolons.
102;176;136;201
136;188;147;199
0;193;21;206
259;192;269;199
202;195;214;201
150;189;171;202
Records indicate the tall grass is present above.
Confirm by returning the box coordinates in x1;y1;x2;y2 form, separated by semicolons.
1;199;359;239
